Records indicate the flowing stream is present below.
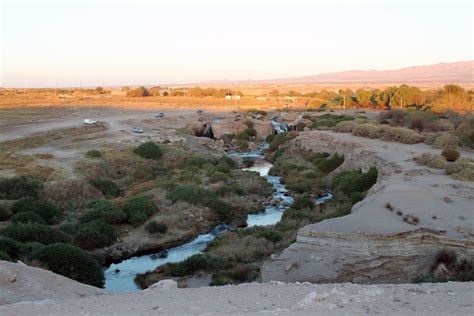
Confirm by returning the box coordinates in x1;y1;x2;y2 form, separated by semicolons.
104;126;332;292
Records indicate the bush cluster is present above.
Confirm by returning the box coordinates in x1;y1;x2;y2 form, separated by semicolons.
122;196;157;226
11;211;47;225
80;200;126;224
0;175;43;200
332;167;378;197
85;150;103;158
32;243;104;287
167;184;232;220
309;114;355;130
133;142;163;160
74;220;117;250
89;179;120;197
2;223;70;245
351;123;424;144
163;253;230;277
11;198;63;225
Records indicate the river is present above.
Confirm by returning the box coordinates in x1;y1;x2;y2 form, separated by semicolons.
104;140;331;292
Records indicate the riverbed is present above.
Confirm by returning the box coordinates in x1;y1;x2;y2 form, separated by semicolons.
104;145;293;292
104;141;331;292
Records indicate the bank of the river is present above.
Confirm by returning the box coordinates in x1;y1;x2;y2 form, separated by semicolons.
104;141;293;292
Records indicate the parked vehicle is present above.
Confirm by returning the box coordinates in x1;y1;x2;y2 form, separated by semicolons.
84;119;97;124
155;112;165;118
196;109;204;114
132;127;144;133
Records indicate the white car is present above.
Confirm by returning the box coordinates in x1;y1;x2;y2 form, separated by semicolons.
84;119;97;124
132;127;144;133
155;112;165;118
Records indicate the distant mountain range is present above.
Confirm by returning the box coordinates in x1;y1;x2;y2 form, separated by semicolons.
197;61;473;86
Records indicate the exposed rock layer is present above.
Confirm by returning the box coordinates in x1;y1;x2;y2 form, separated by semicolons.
262;131;474;283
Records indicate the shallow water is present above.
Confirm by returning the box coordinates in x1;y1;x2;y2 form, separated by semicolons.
104;140;330;292
104;225;228;292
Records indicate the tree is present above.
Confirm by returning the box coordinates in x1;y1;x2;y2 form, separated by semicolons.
355;89;373;107
126;86;148;97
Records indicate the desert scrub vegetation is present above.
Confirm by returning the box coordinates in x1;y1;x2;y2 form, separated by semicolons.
137;150;378;288
11;198;63;225
441;149;460;162
122;195;157;226
308;113;355;130
85;149;103;158
32;243;105;287
133;141;163;160
0;175;43;199
414;249;474;283
414;153;474;181
73;219;117;250
42;179;103;210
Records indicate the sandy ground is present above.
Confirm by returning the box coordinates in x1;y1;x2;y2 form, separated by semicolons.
304;130;474;238
0;261;105;305
1;278;473;315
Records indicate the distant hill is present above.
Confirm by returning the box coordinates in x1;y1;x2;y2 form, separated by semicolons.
271;61;473;84
196;61;473;86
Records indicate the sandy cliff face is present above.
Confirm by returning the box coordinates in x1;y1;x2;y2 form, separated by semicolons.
262;131;474;283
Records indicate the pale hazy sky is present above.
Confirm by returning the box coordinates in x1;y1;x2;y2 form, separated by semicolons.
1;0;472;87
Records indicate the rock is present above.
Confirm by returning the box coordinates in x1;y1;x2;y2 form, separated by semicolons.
0;267;16;284
147;279;178;291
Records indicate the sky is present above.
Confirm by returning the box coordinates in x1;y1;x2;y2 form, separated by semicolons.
1;0;472;87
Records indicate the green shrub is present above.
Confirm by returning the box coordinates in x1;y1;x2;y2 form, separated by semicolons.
209;171;229;183
210;275;235;286
318;154;344;173
32;243;104;287
133;142;163;160
219;156;238;169
215;184;245;196
441;149;460;162
164;254;230;277
332;167;378;195
74;220;116;250
234;132;250;141
0;205;12;221
186;156;209;168
59;222;78;235
268;132;294;152
89;179;120;197
167;184;216;205
145;221;168;234
85;150;103;158
127;210;148;226
265;134;275;143
292;196;315;210
123;196;156;225
11;212;47;225
244;128;257;137
80;200;126;224
0;175;43;200
2;224;70;244
11;199;62;225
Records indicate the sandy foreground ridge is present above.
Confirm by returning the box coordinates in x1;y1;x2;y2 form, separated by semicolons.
0;260;473;315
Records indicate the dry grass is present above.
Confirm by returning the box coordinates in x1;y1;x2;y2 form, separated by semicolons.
42;179;104;211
